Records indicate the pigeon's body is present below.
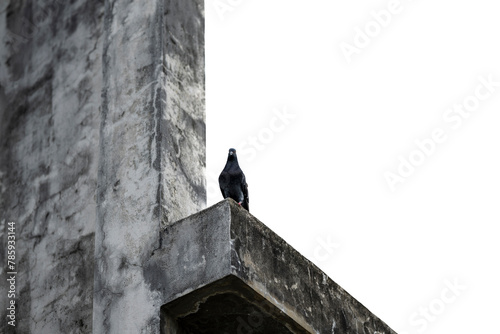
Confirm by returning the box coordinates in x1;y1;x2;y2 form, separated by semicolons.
219;148;249;211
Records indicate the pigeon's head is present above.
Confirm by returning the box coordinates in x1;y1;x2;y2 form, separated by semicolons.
227;148;237;161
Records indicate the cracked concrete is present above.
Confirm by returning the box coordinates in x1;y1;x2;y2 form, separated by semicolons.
150;199;397;334
94;0;205;332
1;0;204;333
0;0;103;332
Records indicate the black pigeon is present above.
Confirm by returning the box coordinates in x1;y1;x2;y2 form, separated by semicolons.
218;148;249;211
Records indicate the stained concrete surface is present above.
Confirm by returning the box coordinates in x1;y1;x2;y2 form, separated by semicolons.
0;1;104;332
0;0;205;333
148;199;397;334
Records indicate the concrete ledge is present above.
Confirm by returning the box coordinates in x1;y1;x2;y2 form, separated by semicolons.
145;199;397;333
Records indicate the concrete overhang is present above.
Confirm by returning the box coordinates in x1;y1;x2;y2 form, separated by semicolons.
145;199;396;334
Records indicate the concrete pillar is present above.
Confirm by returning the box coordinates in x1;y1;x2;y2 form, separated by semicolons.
94;0;205;332
0;1;103;332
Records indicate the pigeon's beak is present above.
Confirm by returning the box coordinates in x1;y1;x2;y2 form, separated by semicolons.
229;152;233;156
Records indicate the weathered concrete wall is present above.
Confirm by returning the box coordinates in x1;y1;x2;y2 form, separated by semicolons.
162;0;206;225
0;0;104;333
93;0;205;332
1;0;204;332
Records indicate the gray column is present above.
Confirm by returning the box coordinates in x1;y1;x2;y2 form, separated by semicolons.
0;1;103;333
94;0;205;332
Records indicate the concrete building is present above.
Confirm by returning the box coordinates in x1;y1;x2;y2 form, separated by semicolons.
0;0;396;333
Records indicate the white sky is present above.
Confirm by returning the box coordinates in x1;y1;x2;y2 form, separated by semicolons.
205;1;500;333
